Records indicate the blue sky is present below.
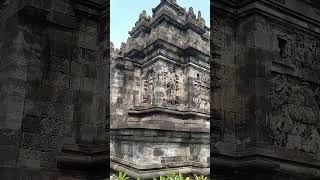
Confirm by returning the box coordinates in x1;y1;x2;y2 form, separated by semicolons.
111;0;210;48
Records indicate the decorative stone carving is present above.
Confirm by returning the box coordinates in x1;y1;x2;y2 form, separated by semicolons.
139;10;147;19
307;39;318;66
110;0;210;176
168;0;177;4
193;73;210;110
163;65;180;106
295;34;305;64
211;15;223;48
186;7;196;19
269;74;320;156
142;68;155;105
133;10;151;28
197;11;205;27
193;84;209;110
0;0;8;13
161;0;176;3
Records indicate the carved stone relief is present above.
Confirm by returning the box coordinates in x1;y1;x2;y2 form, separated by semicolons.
163;65;180;106
268;74;320;157
291;33;320;70
142;68;155;105
193;84;209;110
306;38;319;66
211;15;224;48
193;72;210;111
0;0;8;12
295;34;305;66
271;28;320;72
139;61;211;112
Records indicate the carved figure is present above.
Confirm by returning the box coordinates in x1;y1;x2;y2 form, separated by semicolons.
269;74;320;156
142;69;155;104
163;65;179;105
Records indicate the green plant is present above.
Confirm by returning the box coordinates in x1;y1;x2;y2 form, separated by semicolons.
112;169;207;180
193;174;207;180
177;173;190;180
112;171;130;180
153;175;168;180
166;170;178;180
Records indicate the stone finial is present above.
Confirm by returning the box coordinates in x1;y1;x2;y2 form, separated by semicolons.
110;42;114;50
189;7;194;15
197;10;205;26
171;0;177;4
198;11;202;18
135;10;150;26
187;7;196;19
139;10;147;19
120;42;126;52
0;0;8;11
161;0;176;3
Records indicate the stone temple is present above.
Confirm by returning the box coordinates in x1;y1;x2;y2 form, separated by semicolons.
1;0;320;179
110;0;210;178
212;0;320;179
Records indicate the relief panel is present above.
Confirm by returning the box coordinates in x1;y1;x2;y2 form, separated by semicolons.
142;67;155;106
193;72;210;112
268;74;320;158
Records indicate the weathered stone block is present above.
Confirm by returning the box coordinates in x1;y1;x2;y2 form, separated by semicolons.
45;71;69;88
71;61;83;77
83;63;97;78
21;115;41;134
49;56;70;74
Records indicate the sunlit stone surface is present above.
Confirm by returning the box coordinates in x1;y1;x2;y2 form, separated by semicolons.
110;0;210;178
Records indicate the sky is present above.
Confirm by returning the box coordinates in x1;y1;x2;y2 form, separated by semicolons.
110;0;210;48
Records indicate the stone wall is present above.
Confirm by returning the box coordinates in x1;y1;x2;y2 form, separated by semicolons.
0;0;109;179
212;0;320;179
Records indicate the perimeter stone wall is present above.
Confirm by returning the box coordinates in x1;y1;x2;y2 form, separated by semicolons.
212;0;320;179
0;0;109;179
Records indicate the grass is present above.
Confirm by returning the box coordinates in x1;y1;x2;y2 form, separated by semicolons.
112;170;208;180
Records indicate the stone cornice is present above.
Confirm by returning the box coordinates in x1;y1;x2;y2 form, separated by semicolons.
56;144;108;175
130;12;209;38
212;0;320;35
70;0;107;11
125;55;210;74
129;0;209;38
125;39;210;65
110;129;209;143
70;0;108;21
128;107;210;120
152;0;186;16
